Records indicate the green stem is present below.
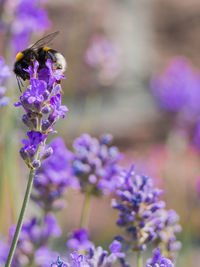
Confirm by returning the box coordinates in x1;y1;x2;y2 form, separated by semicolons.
5;169;35;267
137;251;143;267
80;193;92;228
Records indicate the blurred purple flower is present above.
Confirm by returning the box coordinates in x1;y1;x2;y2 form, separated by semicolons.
11;0;50;53
73;133;122;195
109;240;125;258
33;138;78;211
112;165;166;250
0;57;11;82
0;238;9;265
8;214;61;267
85;34;120;85
151;57;200;115
0;57;10;106
35;246;59;267
146;248;174;267
51;244;122;267
156;209;181;260
67;228;93;252
0;86;9;106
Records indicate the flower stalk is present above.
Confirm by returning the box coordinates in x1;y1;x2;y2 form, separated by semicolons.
5;169;35;267
137;251;143;267
80;193;92;228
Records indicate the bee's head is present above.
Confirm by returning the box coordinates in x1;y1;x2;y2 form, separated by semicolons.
14;51;30;80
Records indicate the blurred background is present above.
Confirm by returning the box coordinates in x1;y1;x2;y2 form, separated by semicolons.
1;0;200;266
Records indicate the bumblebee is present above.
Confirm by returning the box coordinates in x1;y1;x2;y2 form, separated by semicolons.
13;31;67;90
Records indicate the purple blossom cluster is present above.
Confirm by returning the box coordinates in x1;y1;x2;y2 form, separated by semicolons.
0;214;61;266
72;133;122;195
0;0;50;55
156;210;182;260
146;248;174;267
0;57;10;106
32;138;78;211
67;228;93;252
150;57;200;151
15;60;67;169
112;166;166;251
11;0;50;53
112;166;181;257
151;57;200;115
11;214;61;267
52;240;124;267
0;239;9;265
84;34;120;85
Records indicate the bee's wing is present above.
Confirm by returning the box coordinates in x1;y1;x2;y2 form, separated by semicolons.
30;31;59;50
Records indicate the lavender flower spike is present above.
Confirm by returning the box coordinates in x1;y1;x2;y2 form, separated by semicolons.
73;133;122;195
15;60;67;169
5;58;67;267
112;165;166;251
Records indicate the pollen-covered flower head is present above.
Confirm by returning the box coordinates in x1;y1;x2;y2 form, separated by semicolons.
112;166;166;250
72;133;122;195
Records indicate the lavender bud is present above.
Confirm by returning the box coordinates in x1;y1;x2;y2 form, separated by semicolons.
19;148;28;160
41;147;53;160
33;101;41;111
100;134;113;145
32;160;41;169
31;118;38;129
42;120;51;131
41;106;51;114
43;90;49;100
48;114;56;124
22;114;33;128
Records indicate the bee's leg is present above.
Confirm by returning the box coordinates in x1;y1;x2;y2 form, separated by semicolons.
47;50;56;62
16;76;22;92
19;78;24;88
16;76;24;93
